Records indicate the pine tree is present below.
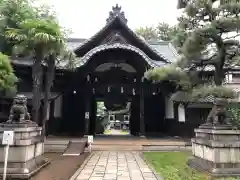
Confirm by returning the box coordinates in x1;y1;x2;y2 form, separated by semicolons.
174;0;240;85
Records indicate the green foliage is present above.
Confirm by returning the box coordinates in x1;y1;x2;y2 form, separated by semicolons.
135;26;158;41
135;23;180;41
7;18;65;57
3;1;76;68
0;53;18;95
156;23;180;41
0;0;37;55
144;65;191;91
97;102;107;117
227;104;240;129
191;85;238;100
174;0;240;85
144;151;238;180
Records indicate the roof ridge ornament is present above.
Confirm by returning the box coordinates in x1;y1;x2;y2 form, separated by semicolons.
106;4;128;24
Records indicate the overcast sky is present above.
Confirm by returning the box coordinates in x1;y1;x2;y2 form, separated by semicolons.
40;0;180;38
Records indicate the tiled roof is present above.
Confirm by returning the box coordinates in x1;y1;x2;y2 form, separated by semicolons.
171;90;240;104
10;38;179;69
67;38;85;51
66;38;179;64
74;16;170;63
147;40;179;63
79;43;167;68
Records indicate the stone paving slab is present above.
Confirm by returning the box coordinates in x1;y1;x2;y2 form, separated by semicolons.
74;151;159;180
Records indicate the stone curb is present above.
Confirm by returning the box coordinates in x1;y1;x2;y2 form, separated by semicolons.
69;152;95;180
140;152;164;180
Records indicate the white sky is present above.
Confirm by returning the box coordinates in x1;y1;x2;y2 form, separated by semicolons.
40;0;180;38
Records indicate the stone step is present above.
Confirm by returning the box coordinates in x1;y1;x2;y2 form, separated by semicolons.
92;145;142;151
91;145;192;151
142;145;192;151
63;141;87;156
45;141;69;153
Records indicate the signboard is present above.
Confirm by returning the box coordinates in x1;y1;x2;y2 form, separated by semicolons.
88;135;93;143
88;135;93;153
2;131;14;180
2;131;14;145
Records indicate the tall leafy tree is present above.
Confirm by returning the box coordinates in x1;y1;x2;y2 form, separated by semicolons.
7;17;65;125
4;1;76;139
136;23;179;41
0;0;36;55
156;23;179;41
174;0;240;85
135;26;157;40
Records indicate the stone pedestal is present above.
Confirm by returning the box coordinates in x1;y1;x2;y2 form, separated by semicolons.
0;122;49;179
189;124;240;177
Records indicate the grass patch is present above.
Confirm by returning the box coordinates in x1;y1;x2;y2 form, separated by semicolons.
104;129;111;134
143;152;238;180
120;130;129;134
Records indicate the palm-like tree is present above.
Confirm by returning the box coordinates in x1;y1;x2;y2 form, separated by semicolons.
6;18;65;125
42;47;77;138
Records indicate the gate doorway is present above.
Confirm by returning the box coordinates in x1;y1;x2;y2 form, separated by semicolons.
86;91;142;137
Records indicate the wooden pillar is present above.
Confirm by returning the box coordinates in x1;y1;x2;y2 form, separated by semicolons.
89;98;97;135
139;86;145;137
85;75;91;135
85;97;91;135
49;100;55;120
46;100;55;136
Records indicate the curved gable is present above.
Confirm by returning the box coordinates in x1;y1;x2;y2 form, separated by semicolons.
74;5;169;63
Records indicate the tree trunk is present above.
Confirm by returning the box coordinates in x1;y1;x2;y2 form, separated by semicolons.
214;66;223;86
42;54;55;139
32;47;44;124
214;41;226;86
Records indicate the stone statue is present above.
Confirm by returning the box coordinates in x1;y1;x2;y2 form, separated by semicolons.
7;94;31;123
206;98;229;125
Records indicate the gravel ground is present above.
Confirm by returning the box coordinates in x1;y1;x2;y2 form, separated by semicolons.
30;152;89;180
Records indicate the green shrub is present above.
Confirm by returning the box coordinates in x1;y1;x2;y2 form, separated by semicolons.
144;65;191;91
227;104;240;129
0;53;18;96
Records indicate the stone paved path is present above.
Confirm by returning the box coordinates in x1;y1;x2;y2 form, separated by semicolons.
75;151;159;180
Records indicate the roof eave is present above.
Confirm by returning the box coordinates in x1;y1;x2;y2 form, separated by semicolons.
74;16;169;63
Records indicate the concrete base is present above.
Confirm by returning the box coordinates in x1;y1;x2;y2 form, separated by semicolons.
199;123;233;130
0;122;49;179
190;126;240;177
188;157;240;177
0;159;50;179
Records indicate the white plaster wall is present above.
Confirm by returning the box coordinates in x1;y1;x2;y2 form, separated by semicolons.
54;95;62;118
178;104;185;122
165;97;174;119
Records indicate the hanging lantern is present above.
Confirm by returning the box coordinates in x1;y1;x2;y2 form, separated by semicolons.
87;75;90;82
95;77;98;82
134;78;136;82
132;88;136;96
108;86;111;92
121;87;124;93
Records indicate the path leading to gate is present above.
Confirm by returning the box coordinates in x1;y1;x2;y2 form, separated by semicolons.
72;151;160;180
